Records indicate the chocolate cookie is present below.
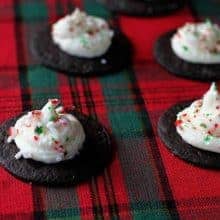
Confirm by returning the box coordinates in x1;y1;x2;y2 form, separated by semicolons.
0;111;112;186
154;30;220;81
31;26;131;75
158;102;220;169
98;0;185;16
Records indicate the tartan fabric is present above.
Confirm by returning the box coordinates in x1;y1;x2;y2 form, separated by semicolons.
0;0;220;219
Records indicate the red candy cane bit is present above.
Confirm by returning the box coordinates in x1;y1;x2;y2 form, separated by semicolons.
59;118;68;126
88;30;95;36
58;107;65;114
54;145;65;153
34;136;39;141
49;99;60;106
32;110;42;117
177;32;181;38
8;127;16;136
54;140;59;145
214;123;219;128
175;120;183;127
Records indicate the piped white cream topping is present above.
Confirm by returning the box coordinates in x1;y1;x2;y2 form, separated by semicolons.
7;99;85;164
52;8;114;58
176;83;220;153
171;21;220;63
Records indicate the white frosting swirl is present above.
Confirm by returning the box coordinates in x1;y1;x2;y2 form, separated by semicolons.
7;99;85;164
176;83;220;153
52;8;114;58
171;21;220;63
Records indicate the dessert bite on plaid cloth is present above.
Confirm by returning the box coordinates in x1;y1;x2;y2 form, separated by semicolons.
0;99;112;185
154;20;220;81
32;8;131;75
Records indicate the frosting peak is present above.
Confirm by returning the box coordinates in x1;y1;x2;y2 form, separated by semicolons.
176;83;220;153
171;21;220;63
52;8;114;58
7;99;85;164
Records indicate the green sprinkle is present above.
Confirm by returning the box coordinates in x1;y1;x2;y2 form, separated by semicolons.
200;123;207;128
34;126;44;135
183;45;188;51
204;135;213;144
206;113;212;116
80;35;88;47
65;137;69;142
48;106;52;110
205;18;212;25
49;115;57;122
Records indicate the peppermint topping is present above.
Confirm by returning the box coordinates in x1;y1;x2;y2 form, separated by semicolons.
52;8;114;58
171;21;220;64
7;99;85;164
176;83;220;153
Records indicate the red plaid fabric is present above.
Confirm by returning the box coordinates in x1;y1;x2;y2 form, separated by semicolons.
0;0;220;219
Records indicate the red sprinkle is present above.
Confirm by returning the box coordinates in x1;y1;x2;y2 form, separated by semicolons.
32;110;41;117
177;32;182;38
88;30;95;36
8;127;14;136
34;136;39;141
215;123;218;128
216;106;220;110
54;145;65;153
59;107;66;114
175;120;183;127
182;113;187;117
54;140;59;145
50;99;60;105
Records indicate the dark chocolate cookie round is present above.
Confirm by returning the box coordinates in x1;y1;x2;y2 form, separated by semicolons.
0;111;112;185
158;102;220;169
31;26;131;75
98;0;185;16
154;30;220;81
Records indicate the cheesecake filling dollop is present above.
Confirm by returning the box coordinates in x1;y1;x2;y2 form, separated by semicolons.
176;83;220;153
7;99;85;164
52;8;114;58
171;20;220;63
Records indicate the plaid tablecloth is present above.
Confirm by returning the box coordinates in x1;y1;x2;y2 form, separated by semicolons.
1;0;220;219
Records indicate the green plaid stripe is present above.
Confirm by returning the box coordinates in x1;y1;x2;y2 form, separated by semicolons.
101;70;174;219
15;0;48;21
84;0;112;19
27;66;60;108
190;0;220;20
